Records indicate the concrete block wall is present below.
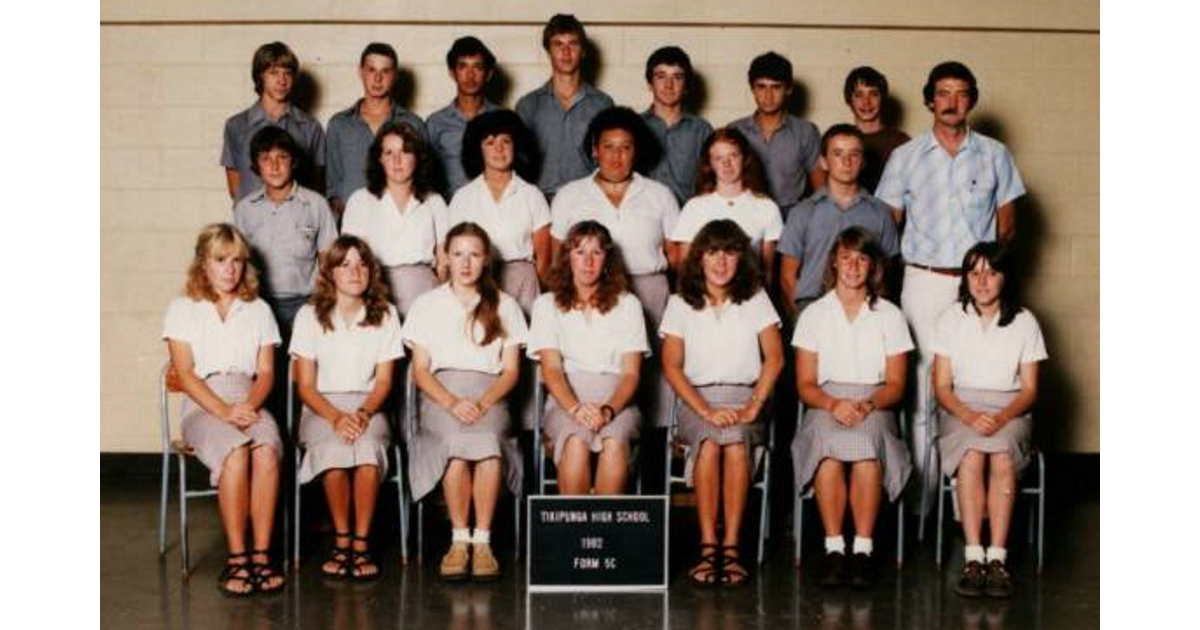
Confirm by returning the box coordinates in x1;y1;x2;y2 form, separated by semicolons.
100;2;1099;452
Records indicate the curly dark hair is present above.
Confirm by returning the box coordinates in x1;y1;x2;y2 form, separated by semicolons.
582;106;662;176
547;220;630;314
444;222;505;346
957;241;1024;327
821;226;886;307
677;219;763;309
694;127;769;197
365;121;435;201
309;235;393;333
460;109;538;182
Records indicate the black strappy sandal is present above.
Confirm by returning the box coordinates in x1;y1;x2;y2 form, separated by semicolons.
688;543;722;587
250;549;286;594
719;545;752;588
322;532;352;579
218;552;255;598
349;534;382;582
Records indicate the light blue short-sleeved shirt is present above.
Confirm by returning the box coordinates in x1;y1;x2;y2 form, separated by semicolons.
642;109;713;205
221;102;326;202
778;188;900;302
728;114;820;214
875;129;1025;268
515;81;614;197
426;99;501;196
233;183;338;299
325;100;428;204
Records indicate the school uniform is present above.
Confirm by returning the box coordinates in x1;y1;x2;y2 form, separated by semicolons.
400;285;529;501
932;305;1048;476
658;290;781;486
790;291;914;500
288;303;405;483
527;292;650;465
162;296;282;486
670;191;783;252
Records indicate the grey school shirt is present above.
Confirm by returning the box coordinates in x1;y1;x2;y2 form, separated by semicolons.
778;188;900;302
221;102;326;202
515;81;614;197
233;184;338;299
325;100;428;204
728;113;820;214
642;109;713;205
426;99;501;197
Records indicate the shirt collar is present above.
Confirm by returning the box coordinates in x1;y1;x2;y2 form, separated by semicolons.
642;108;694;130
333;305;368;331
248;101;293;125
810;187;871;207
449;99;499;121
918;127;976;155
248;181;300;204
538;80;596;109
349;98;409;121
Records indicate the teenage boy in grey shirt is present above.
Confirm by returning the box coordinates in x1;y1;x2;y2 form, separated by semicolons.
641;46;713;205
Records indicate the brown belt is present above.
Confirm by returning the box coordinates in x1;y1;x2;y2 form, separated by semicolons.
907;262;962;277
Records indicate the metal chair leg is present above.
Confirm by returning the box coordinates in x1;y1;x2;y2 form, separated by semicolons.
1037;453;1046;574
178;452;190;580
416;501;424;566
396;445;409;565
935;473;945;570
793;491;803;567
896;500;905;568
159;449;170;555
292;457;301;571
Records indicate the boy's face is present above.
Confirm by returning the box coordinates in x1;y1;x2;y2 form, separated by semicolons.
649;63;687;109
260;65;294;103
451;54;492;98
750;77;791;115
547;32;583;75
819;134;865;187
849;82;882;125
360;53;397;100
256;147;295;193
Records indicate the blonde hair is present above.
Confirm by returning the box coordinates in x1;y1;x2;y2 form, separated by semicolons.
184;223;260;302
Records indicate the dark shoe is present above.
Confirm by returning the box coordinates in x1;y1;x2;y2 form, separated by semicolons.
983;560;1013;599
955;560;986;598
218;552;255;598
350;535;382;582
818;551;846;588
847;552;875;589
250;549;286;595
719;545;752;588
688;543;721;587
321;532;352;579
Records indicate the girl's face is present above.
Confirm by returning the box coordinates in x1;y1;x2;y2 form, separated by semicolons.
702;248;740;292
833;245;872;292
593;128;635;183
481;133;515;173
447;234;487;288
967;257;1004;310
708;140;744;188
569;236;607;290
379;133;417;185
332;247;370;299
204;245;246;297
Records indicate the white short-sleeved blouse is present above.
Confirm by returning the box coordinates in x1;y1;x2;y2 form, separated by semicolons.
931;305;1048;392
659;290;781;386
526;292;650;374
288;303;406;393
162;296;281;378
341;188;448;267
401;284;529;374
549;172;680;275
447;175;551;262
670;191;783;251
792;291;913;385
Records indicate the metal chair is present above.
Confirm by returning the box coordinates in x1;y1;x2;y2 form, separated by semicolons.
532;366;644;495
288;358;410;570
406;364;523;564
663;393;774;565
791;401;907;568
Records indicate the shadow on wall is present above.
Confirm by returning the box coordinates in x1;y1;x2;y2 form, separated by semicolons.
581;39;604;89
392;67;417;110
292;69;321;114
882;95;907;130
486;66;515;107
686;71;710;114
786;77;810;119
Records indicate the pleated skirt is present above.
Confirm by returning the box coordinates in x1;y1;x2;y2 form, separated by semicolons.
297;391;391;484
676;385;765;487
542;371;641;466
937;387;1033;476
181;373;283;487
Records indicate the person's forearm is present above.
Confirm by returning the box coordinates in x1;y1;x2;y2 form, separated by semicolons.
298;384;345;424
606;371;641;414
478;367;520;410
246;370;274;410
542;364;581;413
179;372;233;419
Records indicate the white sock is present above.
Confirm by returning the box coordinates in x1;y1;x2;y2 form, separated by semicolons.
964;544;985;564
852;536;873;556
825;536;846;554
986;546;1007;564
472;529;492;544
452;528;471;543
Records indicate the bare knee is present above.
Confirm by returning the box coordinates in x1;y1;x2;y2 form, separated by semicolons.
250;445;279;475
958;450;985;478
223;444;251;475
722;443;749;464
355;465;381;483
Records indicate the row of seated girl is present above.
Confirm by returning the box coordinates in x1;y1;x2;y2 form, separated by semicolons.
163;217;1045;598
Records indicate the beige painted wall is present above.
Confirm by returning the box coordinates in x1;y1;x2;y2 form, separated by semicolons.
100;2;1099;452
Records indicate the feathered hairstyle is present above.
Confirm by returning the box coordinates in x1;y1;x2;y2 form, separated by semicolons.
548;220;630;314
677;219;762;309
821;226;887;307
957;241;1024;327
309;235;393;333
184;223;260;303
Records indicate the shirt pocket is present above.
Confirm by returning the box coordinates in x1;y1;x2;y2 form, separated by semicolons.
289;218;320;259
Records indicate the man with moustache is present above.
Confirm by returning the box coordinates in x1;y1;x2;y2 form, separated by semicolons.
875;61;1026;509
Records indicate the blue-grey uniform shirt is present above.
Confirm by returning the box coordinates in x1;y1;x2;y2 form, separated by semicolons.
728;113;820;215
221;102;326;202
325;100;428;204
515;81;614;197
426;99;501;197
642;109;713;205
778;188;900;302
232;183;338;299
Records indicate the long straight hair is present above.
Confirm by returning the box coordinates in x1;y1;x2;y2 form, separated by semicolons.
957;241;1024;327
445;222;505;346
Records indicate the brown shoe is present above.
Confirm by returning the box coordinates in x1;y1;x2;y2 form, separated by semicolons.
470;542;501;581
439;542;471;582
955;560;986;597
983;560;1013;599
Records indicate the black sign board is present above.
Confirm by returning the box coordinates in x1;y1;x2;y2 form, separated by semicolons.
527;495;669;591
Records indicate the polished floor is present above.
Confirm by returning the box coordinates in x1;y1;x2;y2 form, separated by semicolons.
101;455;1098;630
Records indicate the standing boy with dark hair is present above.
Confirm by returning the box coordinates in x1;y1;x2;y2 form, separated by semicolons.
516;14;614;198
641;46;713;205
843;66;909;194
729;51;823;218
427;36;502;196
221;42;325;203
